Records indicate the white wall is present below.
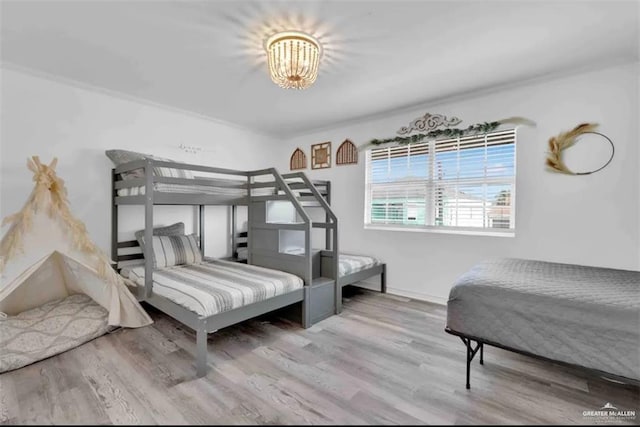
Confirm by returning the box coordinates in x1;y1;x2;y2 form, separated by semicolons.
278;63;640;303
0;68;278;258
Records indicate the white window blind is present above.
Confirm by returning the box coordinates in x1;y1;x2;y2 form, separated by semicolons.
365;129;516;234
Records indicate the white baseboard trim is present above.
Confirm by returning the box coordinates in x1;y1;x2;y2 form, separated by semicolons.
385;287;448;306
354;279;447;306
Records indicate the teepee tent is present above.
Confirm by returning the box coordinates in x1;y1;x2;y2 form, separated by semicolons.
0;157;151;328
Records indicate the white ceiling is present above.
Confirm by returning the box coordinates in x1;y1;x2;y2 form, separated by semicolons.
2;0;638;137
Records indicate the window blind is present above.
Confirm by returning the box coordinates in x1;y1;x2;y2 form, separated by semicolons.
365;129;516;233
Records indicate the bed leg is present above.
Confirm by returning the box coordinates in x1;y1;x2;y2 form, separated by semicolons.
460;337;482;389
380;264;387;293
196;325;208;378
465;339;472;389
302;287;311;328
335;283;343;314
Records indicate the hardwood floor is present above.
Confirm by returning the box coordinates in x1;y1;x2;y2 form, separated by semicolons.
1;288;638;425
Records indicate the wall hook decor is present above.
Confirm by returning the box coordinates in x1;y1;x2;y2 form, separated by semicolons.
178;144;203;155
546;123;614;175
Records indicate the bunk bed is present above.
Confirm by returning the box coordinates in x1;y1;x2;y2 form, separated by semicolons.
231;173;386;314
110;156;339;376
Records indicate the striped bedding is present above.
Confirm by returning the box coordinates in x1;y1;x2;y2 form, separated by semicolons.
123;259;303;317
339;254;380;277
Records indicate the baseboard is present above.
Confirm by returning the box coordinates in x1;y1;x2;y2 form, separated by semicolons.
354;279;447;306
385;287;447;306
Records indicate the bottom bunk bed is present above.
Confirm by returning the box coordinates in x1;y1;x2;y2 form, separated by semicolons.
325;252;386;313
446;257;640;389
120;251;307;377
237;249;386;314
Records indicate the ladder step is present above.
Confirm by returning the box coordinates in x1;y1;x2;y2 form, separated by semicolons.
297;192;328;198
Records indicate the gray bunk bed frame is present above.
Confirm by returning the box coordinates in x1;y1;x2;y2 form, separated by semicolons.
111;158;338;377
231;173;387;314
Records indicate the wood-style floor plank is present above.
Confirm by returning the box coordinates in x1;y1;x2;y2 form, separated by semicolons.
1;288;637;425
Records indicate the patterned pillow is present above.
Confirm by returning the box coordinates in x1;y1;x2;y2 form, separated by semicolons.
135;222;185;255
145;234;203;268
105;149;194;180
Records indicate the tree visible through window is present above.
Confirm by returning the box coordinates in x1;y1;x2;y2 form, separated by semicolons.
364;129;516;233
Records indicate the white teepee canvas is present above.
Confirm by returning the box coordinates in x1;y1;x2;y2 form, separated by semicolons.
0;157;151;328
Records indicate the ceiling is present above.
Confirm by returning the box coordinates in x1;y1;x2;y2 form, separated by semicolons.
2;0;638;138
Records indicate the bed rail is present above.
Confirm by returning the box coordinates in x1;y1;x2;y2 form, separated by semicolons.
112;158;253;207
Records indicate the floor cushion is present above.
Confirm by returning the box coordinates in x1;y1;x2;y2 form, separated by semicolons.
0;294;110;373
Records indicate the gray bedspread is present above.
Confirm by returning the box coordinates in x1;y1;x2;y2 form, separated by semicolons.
447;258;640;380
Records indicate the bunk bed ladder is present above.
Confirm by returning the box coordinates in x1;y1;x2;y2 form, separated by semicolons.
281;172;340;315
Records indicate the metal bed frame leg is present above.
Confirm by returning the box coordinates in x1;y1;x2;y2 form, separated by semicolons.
466;339;472;389
381;264;387;293
460;337;483;389
196;323;208;378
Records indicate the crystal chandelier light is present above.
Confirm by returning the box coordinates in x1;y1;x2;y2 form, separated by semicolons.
265;31;321;90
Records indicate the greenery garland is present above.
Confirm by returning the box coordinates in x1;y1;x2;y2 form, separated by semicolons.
368;121;501;146
359;117;535;152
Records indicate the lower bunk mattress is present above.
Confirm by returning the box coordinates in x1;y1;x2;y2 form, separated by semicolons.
236;250;381;278
447;258;640;380
122;259;303;317
339;253;381;277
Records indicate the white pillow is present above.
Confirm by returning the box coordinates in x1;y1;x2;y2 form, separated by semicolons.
105;149;194;180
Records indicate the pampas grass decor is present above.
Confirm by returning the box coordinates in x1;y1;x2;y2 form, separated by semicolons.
545;123;599;175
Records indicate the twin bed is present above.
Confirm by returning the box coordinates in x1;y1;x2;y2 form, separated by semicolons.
237;248;386;307
446;258;640;388
330;252;386;313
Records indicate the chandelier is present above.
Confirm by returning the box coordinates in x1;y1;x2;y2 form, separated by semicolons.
265;31;321;90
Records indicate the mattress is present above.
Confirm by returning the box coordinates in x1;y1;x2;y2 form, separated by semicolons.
123;259;303;317
339;253;380;277
447;258;640;380
117;183;274;197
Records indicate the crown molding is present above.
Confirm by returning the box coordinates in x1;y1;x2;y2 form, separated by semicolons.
0;61;280;141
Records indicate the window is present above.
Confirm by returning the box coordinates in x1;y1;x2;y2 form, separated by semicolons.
364;129;516;235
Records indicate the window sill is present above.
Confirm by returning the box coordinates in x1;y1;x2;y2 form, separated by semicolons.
364;224;515;238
